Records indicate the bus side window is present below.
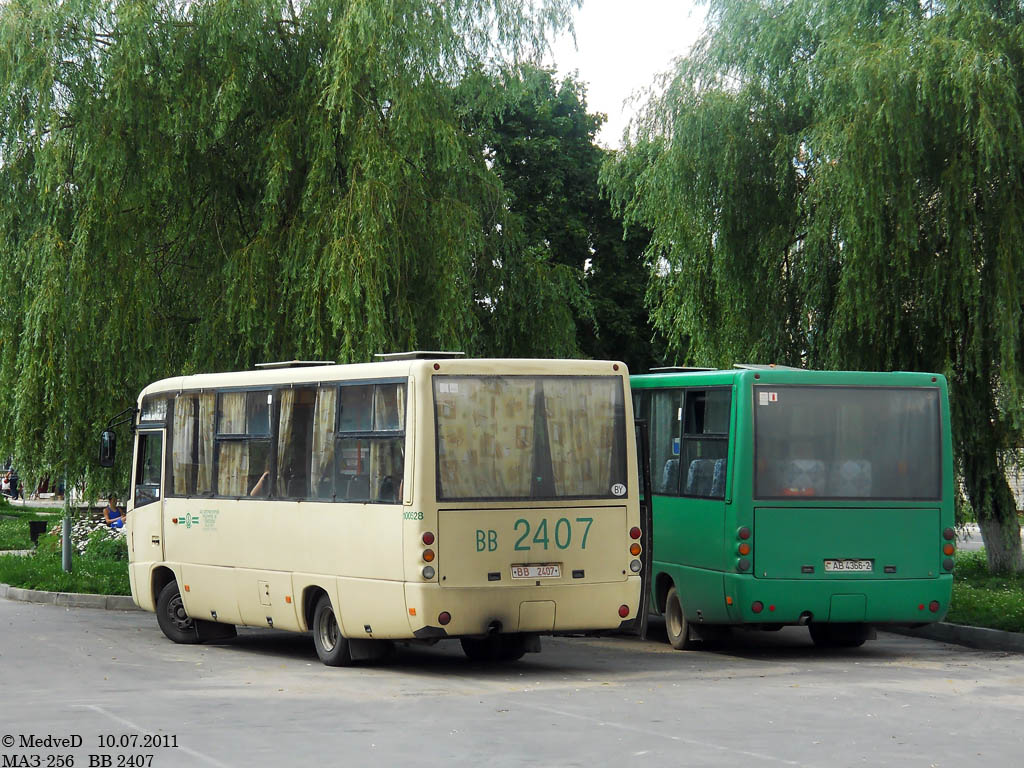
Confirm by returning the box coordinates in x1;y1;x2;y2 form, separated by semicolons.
680;389;730;499
650;390;682;495
215;390;273;498
276;387;316;499
135;432;163;507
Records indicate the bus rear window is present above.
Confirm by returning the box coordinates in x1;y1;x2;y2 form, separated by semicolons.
754;386;941;500
434;376;627;501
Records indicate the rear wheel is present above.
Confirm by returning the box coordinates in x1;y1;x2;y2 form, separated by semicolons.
664;586;696;650
809;622;871;649
156;581;200;644
312;594;353;666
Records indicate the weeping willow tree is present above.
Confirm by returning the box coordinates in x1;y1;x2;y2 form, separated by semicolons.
604;0;1024;572
0;0;580;490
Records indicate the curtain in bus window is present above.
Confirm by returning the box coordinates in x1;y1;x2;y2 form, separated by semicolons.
196;393;215;494
311;387;337;499
276;388;295;496
544;378;617;496
172;396;194;495
435;378;535;498
370;438;404;502
216;393;247;496
218;442;249;497
374;384;405;430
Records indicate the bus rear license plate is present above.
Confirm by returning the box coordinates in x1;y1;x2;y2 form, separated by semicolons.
511;564;561;579
824;559;873;572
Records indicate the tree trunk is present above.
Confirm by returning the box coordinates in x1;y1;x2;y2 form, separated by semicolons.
963;437;1023;574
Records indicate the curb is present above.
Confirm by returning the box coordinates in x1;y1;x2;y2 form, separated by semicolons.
885;623;1024;653
0;582;138;611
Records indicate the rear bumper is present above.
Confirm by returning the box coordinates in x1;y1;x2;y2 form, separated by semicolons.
723;573;953;624
404;578;641;637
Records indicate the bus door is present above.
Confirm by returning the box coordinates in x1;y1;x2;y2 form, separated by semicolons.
130;429;166;567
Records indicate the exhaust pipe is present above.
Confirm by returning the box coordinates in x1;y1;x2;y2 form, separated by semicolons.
798;611;813;626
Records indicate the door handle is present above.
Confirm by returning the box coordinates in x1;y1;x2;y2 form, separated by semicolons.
151;536;160;545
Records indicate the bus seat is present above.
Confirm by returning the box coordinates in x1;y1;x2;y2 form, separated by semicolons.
781;459;826;496
710;458;727;498
346;474;370;501
377;475;396;502
685;459;714;496
830;460;872;497
660;459;679;493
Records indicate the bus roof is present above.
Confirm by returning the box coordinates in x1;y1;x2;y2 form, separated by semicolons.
630;367;946;389
139;358;629;399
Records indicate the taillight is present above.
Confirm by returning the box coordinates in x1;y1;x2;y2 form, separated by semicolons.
618;604;630;618
629;526;642;540
438;611;451;625
929;601;940;613
737;526;752;572
422;531;435;545
751;601;764;614
423;548;435;563
630;542;642;556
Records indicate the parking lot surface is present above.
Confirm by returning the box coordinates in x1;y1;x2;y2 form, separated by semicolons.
2;599;1022;767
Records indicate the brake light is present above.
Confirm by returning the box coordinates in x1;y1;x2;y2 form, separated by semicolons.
618;604;630;618
629;526;642;540
751;601;764;614
423;531;435;545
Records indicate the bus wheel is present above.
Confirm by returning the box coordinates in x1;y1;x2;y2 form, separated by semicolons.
664;586;695;650
809;622;870;649
312;594;353;666
156;581;200;644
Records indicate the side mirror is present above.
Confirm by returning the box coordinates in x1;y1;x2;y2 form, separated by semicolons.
99;430;116;467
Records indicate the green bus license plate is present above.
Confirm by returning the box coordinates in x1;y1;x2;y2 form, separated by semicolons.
511;564;561;579
824;559;873;572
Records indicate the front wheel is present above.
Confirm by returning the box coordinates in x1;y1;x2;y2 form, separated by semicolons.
809;622;871;649
156;581;200;644
664;586;696;650
312;594;353;666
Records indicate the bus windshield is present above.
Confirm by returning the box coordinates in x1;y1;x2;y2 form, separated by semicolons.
434;375;627;501
754;386;941;500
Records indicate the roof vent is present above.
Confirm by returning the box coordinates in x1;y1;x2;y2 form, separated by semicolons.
649;366;716;373
254;360;335;369
373;351;466;361
733;363;802;371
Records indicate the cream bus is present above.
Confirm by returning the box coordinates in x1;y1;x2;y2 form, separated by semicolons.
112;354;644;665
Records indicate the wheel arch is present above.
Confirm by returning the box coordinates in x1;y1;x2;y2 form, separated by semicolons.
150;566;178;608
653;570;675;615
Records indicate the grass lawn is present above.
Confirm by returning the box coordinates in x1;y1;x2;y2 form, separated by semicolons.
947;550;1024;633
0;549;130;595
0;510;56;550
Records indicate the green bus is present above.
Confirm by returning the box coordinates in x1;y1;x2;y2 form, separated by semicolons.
631;366;955;649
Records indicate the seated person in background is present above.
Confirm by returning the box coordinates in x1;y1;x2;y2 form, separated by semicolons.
103;496;124;529
1;472;11;497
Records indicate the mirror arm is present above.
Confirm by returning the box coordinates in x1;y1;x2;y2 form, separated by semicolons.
106;407;138;432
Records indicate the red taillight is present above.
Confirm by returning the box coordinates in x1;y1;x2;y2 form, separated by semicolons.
422;531;435;545
918;603;925;611
943;527;955;541
929;601;940;613
738;526;751;540
438;611;451;625
618;604;630;618
629;526;642;540
751;601;764;614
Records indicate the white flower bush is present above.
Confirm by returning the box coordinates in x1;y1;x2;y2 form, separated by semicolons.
50;517;126;556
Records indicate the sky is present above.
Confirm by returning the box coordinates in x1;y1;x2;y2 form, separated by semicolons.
545;0;707;148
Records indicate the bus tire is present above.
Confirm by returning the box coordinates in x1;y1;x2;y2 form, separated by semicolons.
665;586;695;650
156;581;200;644
312;594;353;666
809;622;870;649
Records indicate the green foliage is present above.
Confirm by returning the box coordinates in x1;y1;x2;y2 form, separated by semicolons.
948;550;1024;632
464;64;660;370
0;0;580;493
604;0;1024;570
